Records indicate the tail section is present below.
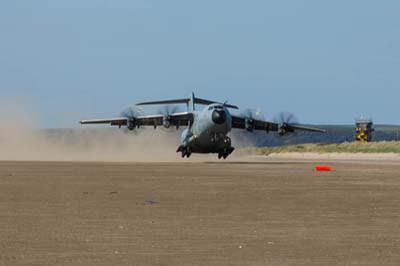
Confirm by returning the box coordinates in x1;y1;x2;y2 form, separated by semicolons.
136;92;238;111
188;92;196;112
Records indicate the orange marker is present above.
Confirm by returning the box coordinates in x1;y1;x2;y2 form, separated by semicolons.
315;165;332;172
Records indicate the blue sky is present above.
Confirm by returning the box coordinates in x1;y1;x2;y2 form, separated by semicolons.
1;0;399;128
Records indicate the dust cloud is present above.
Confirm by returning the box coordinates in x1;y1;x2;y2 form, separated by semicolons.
0;127;186;162
0;98;185;162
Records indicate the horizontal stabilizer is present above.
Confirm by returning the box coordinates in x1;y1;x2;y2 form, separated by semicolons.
194;97;239;109
137;96;239;109
136;98;190;106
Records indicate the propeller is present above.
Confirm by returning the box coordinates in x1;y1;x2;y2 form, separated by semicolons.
120;106;145;131
157;105;181;130
241;108;265;132
273;111;298;136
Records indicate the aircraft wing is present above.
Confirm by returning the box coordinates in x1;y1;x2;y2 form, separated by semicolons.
80;112;193;127
231;115;326;134
80;117;129;126
285;124;327;133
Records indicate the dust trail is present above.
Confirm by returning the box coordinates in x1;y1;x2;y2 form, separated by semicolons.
0;127;184;162
0;98;184;162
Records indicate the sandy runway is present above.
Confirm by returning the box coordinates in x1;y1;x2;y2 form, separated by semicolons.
0;159;399;266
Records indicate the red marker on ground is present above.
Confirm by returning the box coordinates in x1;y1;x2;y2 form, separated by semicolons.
315;165;332;172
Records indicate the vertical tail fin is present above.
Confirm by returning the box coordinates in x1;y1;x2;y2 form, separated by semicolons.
188;92;196;112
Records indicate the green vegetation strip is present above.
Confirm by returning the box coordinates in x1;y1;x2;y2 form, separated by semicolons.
249;141;400;155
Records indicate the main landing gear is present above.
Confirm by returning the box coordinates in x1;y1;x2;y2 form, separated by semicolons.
177;146;192;158
218;146;235;160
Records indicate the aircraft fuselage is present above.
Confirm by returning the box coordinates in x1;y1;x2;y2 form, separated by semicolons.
178;104;234;157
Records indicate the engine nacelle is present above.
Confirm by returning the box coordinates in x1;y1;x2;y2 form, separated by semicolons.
163;116;172;129
127;118;136;131
278;123;295;136
245;118;255;132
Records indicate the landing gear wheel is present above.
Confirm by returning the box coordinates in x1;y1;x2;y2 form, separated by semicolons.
218;152;228;160
217;146;235;160
181;147;192;158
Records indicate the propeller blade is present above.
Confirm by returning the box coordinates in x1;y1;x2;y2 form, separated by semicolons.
273;111;298;124
119;106;145;132
157;105;181;131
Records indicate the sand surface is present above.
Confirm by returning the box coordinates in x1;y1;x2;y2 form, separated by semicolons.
1;159;399;266
265;152;400;161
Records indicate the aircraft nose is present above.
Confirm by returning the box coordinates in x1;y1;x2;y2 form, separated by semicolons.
212;110;226;124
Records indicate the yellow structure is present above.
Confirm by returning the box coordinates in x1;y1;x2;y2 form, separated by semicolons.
355;119;374;142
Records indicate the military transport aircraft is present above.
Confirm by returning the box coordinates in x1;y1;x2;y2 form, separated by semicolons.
80;93;326;159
